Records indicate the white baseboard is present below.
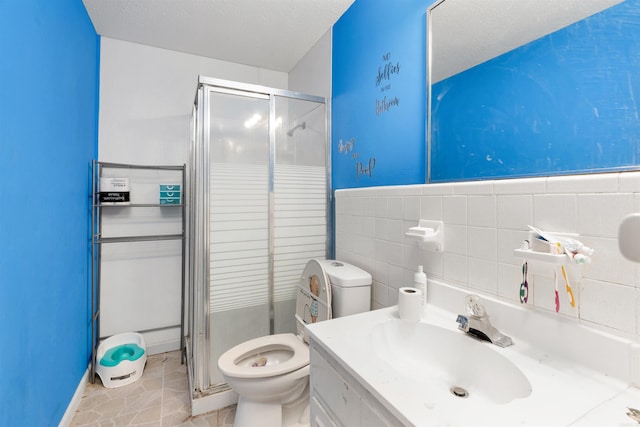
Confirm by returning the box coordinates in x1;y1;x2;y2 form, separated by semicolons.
58;367;89;427
147;338;180;355
191;388;238;416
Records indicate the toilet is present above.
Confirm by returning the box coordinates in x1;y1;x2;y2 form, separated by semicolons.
218;259;372;427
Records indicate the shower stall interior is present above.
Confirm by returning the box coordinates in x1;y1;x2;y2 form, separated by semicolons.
187;77;329;408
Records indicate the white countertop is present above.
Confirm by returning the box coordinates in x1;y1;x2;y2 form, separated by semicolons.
306;301;640;426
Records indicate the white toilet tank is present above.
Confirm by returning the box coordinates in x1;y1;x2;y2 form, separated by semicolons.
318;260;372;318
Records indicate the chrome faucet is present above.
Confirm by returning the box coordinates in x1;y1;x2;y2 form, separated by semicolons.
456;295;513;347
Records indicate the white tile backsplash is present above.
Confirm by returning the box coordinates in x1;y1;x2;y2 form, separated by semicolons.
443;224;467;255
497;229;529;265
420;195;442;220
403;196;421;221
497;262;521;302
360;216;376;238
467;226;497;261
387;197;403;220
577;193;634;237
467;257;498;294
372;280;389;307
546;173;619;194
493;176;547;194
386;242;404;267
497;195;533;230
374;239;389;263
421;182;454;195
375;197;388;218
533;193;578;232
375;218;388;241
374;260;389;285
334;170;640;339
387;219;405;243
443;253;468;285
443;195;467;225
467;195;496;227
584;236;637;286
580;279;638;334
619;171;640;193
453;180;494;195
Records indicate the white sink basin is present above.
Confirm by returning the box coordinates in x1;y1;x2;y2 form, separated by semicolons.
370;319;532;405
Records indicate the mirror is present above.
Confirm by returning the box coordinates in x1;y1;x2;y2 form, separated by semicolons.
427;0;640;182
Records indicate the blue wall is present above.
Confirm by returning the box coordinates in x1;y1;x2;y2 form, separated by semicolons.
332;0;432;189
431;0;640;181
0;1;99;425
333;1;640;187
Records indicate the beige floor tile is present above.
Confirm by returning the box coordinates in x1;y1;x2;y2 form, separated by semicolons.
217;405;236;426
71;409;102;425
188;412;219;427
130;404;162;424
160;409;192;426
71;351;237;427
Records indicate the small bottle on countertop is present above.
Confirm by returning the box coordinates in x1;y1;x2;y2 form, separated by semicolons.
414;265;427;307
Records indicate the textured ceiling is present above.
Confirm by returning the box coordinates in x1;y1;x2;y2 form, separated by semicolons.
82;0;355;72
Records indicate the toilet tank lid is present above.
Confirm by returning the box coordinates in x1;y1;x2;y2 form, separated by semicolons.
319;260;372;287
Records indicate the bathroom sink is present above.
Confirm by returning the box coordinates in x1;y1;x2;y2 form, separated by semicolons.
369;319;532;404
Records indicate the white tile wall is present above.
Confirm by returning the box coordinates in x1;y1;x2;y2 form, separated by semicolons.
335;171;640;337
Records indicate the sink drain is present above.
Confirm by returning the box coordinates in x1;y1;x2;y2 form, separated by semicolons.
450;386;469;398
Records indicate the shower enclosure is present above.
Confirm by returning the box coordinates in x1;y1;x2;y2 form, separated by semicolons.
187;77;329;409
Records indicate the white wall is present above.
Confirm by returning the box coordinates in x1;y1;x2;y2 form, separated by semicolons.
99;37;288;164
335;172;640;339
288;29;332;99
97;38;289;352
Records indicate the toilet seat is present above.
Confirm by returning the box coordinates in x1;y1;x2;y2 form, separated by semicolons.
218;259;332;380
100;343;145;367
216;259;371;427
218;333;309;379
295;258;332;339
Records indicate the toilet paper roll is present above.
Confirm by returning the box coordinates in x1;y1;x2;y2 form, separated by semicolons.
398;287;423;321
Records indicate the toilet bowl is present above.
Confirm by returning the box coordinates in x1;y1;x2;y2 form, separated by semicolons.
218;259;372;427
95;332;147;388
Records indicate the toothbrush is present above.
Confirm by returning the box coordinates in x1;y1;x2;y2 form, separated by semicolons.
519;261;529;304
554;269;560;312
561;265;576;308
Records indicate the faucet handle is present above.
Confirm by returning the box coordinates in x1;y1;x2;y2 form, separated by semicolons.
456;314;469;331
465;294;486;317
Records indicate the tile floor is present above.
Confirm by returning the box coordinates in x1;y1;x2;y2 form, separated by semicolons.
71;350;236;426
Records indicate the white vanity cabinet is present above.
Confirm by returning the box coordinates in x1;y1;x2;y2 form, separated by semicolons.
309;342;404;427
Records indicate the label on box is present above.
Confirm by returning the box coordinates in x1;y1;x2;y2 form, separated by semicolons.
99;177;130;204
99;192;130;203
100;177;130;192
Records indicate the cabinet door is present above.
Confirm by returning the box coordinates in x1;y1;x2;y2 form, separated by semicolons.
311;396;339;427
311;348;361;426
361;397;399;427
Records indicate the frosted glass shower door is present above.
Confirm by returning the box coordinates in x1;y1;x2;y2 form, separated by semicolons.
188;78;328;396
272;96;327;334
207;90;270;386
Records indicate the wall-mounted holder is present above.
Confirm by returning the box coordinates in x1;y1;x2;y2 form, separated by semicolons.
513;247;568;264
405;219;444;252
513;230;581;265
